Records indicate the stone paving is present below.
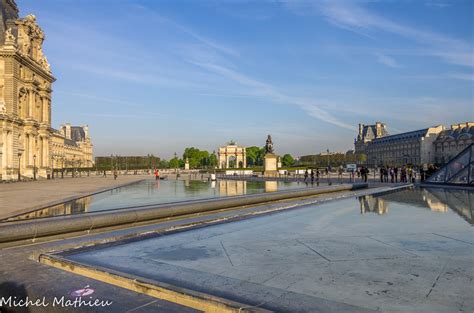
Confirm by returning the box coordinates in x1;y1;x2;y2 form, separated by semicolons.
0;175;149;219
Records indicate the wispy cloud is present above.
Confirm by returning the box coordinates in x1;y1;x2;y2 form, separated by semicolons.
190;61;354;130
425;0;452;9
374;52;400;68
134;5;239;58
285;0;473;68
448;73;474;81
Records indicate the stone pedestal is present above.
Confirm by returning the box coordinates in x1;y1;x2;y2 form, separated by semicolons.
264;153;278;176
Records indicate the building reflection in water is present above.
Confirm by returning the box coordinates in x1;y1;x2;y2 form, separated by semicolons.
218;180;247;196
265;181;278;193
4;196;92;222
358;188;473;225
359;196;389;215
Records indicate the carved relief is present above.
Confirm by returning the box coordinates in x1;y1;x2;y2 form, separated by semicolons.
18;88;27;117
15;14;51;73
3;27;16;46
0;84;6;114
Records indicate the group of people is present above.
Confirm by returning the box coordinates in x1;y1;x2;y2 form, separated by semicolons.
303;168;321;183
379;166;416;183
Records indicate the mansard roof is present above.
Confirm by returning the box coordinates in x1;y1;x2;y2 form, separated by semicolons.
436;125;474;142
371;128;429;145
71;126;86;142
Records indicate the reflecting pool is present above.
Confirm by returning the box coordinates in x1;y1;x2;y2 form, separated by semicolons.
3;179;315;221
63;186;474;312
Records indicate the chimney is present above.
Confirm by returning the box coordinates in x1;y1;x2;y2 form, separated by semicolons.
65;123;71;140
82;125;89;140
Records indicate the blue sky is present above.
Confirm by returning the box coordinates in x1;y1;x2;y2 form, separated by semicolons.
17;0;473;158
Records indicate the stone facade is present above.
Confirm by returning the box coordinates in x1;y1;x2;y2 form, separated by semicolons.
365;126;444;167
354;122;388;155
51;124;93;171
433;122;474;164
0;1;93;180
218;143;246;169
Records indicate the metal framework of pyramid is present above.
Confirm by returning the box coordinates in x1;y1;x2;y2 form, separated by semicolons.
426;144;474;186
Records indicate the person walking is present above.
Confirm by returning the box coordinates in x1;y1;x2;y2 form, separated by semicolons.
310;169;315;184
380;167;384;183
113;168;118;180
338;166;344;183
154;168;160;180
304;169;309;182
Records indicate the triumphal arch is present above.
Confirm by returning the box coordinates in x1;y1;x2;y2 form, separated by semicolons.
218;142;246;169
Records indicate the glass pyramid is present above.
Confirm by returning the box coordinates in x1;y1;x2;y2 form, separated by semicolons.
426;144;474;185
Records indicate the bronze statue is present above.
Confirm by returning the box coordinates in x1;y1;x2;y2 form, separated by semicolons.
265;135;274;154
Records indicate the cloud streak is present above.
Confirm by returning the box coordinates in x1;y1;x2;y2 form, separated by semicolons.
287;0;473;68
190;61;354;130
375;52;400;68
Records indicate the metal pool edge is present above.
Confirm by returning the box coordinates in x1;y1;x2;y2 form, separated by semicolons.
39;253;271;313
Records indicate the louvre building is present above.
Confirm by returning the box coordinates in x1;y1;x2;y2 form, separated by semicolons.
0;0;93;180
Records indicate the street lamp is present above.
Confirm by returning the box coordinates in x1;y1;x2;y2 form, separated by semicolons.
33;154;36;180
72;155;76;178
61;156;64;178
18;151;22;181
51;155;54;179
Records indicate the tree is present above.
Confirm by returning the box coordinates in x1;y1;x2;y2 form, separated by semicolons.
183;147;211;169
281;154;295;166
209;153;218;168
169;157;180;169
246;146;265;167
357;153;367;165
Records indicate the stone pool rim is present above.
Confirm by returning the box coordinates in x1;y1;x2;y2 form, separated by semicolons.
0;183;368;244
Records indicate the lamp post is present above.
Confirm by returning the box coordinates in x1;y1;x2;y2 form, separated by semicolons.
326;149;330;168
72;155;76;178
18;151;22;181
61;156;64;178
33;154;36;180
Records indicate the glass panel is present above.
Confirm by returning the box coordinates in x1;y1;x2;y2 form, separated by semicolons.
449;167;469;184
427;167;446;183
446;149;470;180
470;163;474;184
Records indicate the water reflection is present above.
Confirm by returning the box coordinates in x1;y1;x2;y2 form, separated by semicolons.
358;188;473;225
3;179;305;222
359;196;388;215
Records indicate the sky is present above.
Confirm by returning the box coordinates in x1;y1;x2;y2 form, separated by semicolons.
16;0;474;159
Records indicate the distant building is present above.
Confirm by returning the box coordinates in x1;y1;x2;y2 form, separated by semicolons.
354;122;388;155
365;126;444;167
433;122;474;164
51;124;93;170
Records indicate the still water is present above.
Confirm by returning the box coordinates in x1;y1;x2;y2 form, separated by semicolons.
4;179;313;221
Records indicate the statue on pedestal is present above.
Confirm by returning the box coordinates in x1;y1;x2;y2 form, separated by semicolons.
263;134;278;176
265;135;274;154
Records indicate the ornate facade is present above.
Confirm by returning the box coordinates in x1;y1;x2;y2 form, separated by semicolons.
0;1;93;180
354;122;388;155
218;143;246;169
365;126;444;167
433;122;474;164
